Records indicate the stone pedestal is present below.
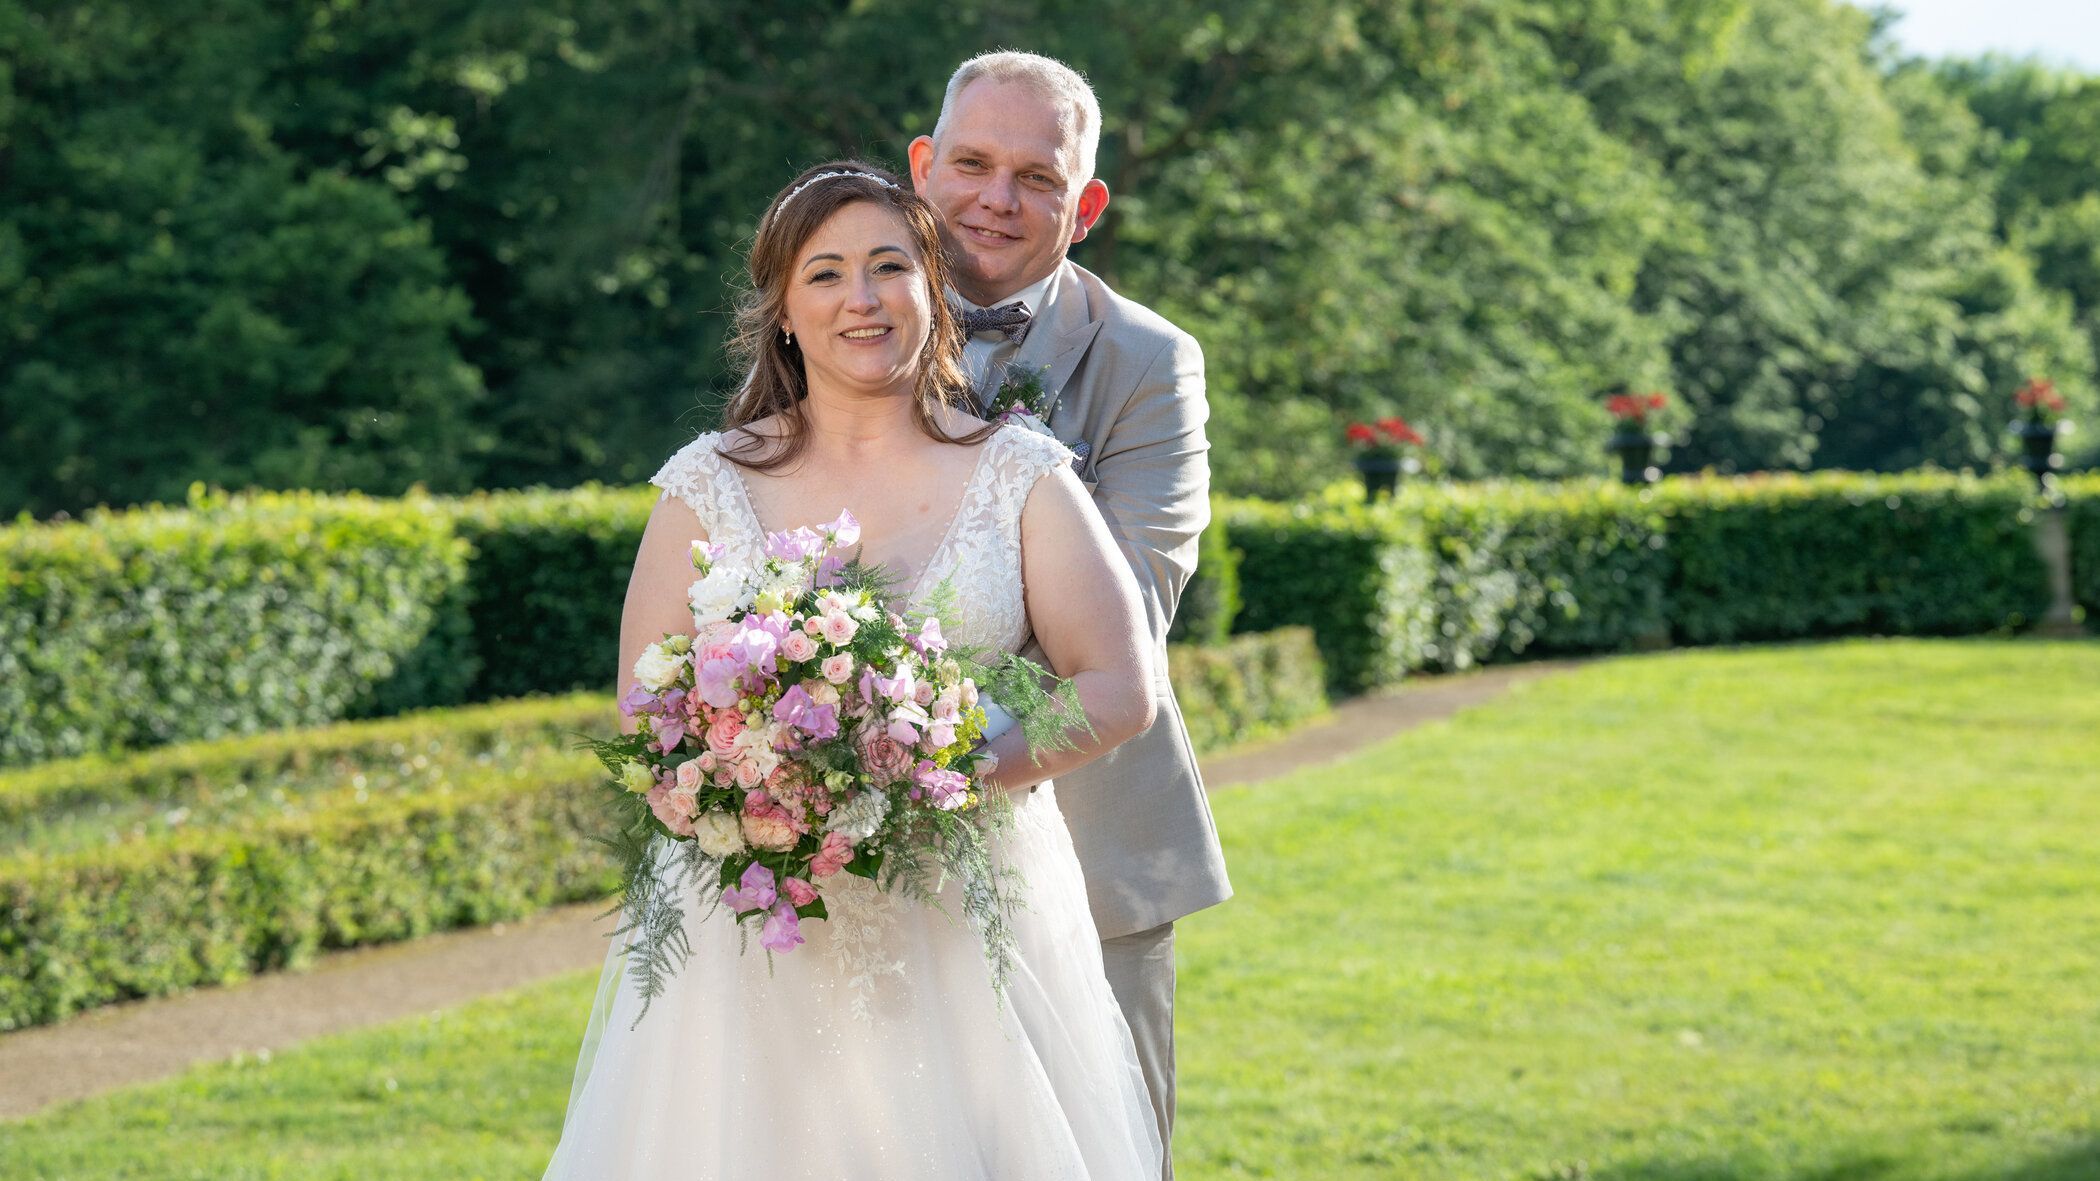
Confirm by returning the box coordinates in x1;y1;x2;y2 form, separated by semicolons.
2032;506;2084;638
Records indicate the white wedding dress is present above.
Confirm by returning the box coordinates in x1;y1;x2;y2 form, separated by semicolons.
540;423;1163;1180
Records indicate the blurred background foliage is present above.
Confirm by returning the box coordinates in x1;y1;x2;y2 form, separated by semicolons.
4;0;2099;515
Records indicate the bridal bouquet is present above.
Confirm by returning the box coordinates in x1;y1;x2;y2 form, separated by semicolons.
581;510;1089;1022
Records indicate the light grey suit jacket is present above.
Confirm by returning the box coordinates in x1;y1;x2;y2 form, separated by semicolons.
992;259;1232;940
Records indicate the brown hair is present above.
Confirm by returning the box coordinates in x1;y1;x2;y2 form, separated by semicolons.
719;160;990;473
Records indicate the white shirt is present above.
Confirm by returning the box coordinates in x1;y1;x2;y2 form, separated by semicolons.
953;270;1059;397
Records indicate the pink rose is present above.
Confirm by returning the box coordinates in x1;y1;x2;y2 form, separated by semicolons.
811;831;854;878
781;631;819;663
741;808;799;852
733;759;765;790
821;653;855;684
860;735;913;783
782;877;818;908
820;613;858;645
706;710;747;758
675;760;702;790
646;782;697;837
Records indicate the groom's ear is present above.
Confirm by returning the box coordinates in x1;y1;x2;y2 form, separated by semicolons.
1069;179;1111;243
907;136;936;195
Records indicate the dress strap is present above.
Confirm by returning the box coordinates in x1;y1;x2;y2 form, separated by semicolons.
983;425;1078;514
649;432;764;556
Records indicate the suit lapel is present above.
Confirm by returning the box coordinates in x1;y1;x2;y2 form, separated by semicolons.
1005;262;1102;424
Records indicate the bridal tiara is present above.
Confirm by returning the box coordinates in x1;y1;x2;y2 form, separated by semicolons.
773;170;901;218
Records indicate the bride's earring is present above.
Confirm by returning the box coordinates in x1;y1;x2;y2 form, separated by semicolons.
782;327;794;346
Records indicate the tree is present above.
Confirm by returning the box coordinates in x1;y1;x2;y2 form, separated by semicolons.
0;2;482;516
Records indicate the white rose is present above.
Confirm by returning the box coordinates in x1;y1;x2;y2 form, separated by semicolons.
632;645;685;692
692;812;745;858
688;566;753;626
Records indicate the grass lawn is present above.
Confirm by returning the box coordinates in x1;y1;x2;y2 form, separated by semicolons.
4;638;2096;1180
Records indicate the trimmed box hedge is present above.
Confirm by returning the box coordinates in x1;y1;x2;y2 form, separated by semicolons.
1170;626;1328;753
1166;501;1242;647
1227;470;2058;691
1396;480;1670;671
0;487;470;769
0;621;1322;1029
447;484;657;702
1221;493;1437;693
0;694;614;854
0;694;618;1030
5;469;2073;775
1656;471;2051;644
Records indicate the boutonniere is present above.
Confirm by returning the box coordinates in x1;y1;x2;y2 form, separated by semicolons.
988;364;1055;431
988;364;1091;476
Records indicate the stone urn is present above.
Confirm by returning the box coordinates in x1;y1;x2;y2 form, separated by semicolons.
1608;430;1666;486
1353;453;1403;497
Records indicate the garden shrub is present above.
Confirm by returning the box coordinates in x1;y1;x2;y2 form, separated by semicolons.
0;487;470;769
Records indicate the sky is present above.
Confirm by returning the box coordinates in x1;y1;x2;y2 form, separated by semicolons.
1857;0;2100;71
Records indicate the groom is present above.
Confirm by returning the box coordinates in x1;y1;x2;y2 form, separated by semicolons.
910;51;1231;1177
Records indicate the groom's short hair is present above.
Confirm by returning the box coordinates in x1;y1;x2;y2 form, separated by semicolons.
932;51;1102;183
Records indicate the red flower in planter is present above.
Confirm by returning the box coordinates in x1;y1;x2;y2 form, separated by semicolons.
2015;377;2068;426
1376;416;1425;446
1607;392;1668;426
1344;415;1424;454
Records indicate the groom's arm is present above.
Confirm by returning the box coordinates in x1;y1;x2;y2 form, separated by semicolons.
1088;330;1211;648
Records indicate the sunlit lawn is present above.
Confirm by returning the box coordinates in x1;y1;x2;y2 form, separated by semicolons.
4;638;2096;1180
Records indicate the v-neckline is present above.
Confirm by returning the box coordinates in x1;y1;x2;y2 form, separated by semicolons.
721;428;1004;605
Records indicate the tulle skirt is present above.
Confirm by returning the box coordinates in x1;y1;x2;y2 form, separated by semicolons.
541;782;1163;1180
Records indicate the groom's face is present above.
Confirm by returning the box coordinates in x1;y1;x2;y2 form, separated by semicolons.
909;78;1109;306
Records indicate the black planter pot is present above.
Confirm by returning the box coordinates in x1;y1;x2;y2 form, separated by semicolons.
1353;454;1403;497
2016;421;2063;484
1608;430;1665;486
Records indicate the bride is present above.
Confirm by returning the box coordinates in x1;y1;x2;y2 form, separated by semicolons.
539;160;1165;1179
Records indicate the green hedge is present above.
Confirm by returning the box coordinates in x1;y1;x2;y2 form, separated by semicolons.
0;694;613;853
5;469;2069;775
2064;474;2100;621
1657;471;2050;643
0;487;470;769
1169;627;1327;753
1167;502;1242;647
448;485;656;702
0;694;618;1030
1226;471;2057;691
1222;492;1437;692
1397;480;1671;670
0;632;1321;1029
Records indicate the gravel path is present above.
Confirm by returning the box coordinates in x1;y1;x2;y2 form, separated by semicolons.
0;661;1576;1121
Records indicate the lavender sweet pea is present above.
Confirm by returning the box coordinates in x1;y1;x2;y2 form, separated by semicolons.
773;683;840;741
722;862;778;913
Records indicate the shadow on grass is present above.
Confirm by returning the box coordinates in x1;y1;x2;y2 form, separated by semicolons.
1554;1138;2100;1181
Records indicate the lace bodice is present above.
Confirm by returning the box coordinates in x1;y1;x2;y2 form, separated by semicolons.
650;423;1075;657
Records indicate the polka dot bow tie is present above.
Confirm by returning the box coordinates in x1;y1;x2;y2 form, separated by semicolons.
958;301;1032;343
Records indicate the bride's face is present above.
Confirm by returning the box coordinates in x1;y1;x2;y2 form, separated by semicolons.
780;202;933;398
